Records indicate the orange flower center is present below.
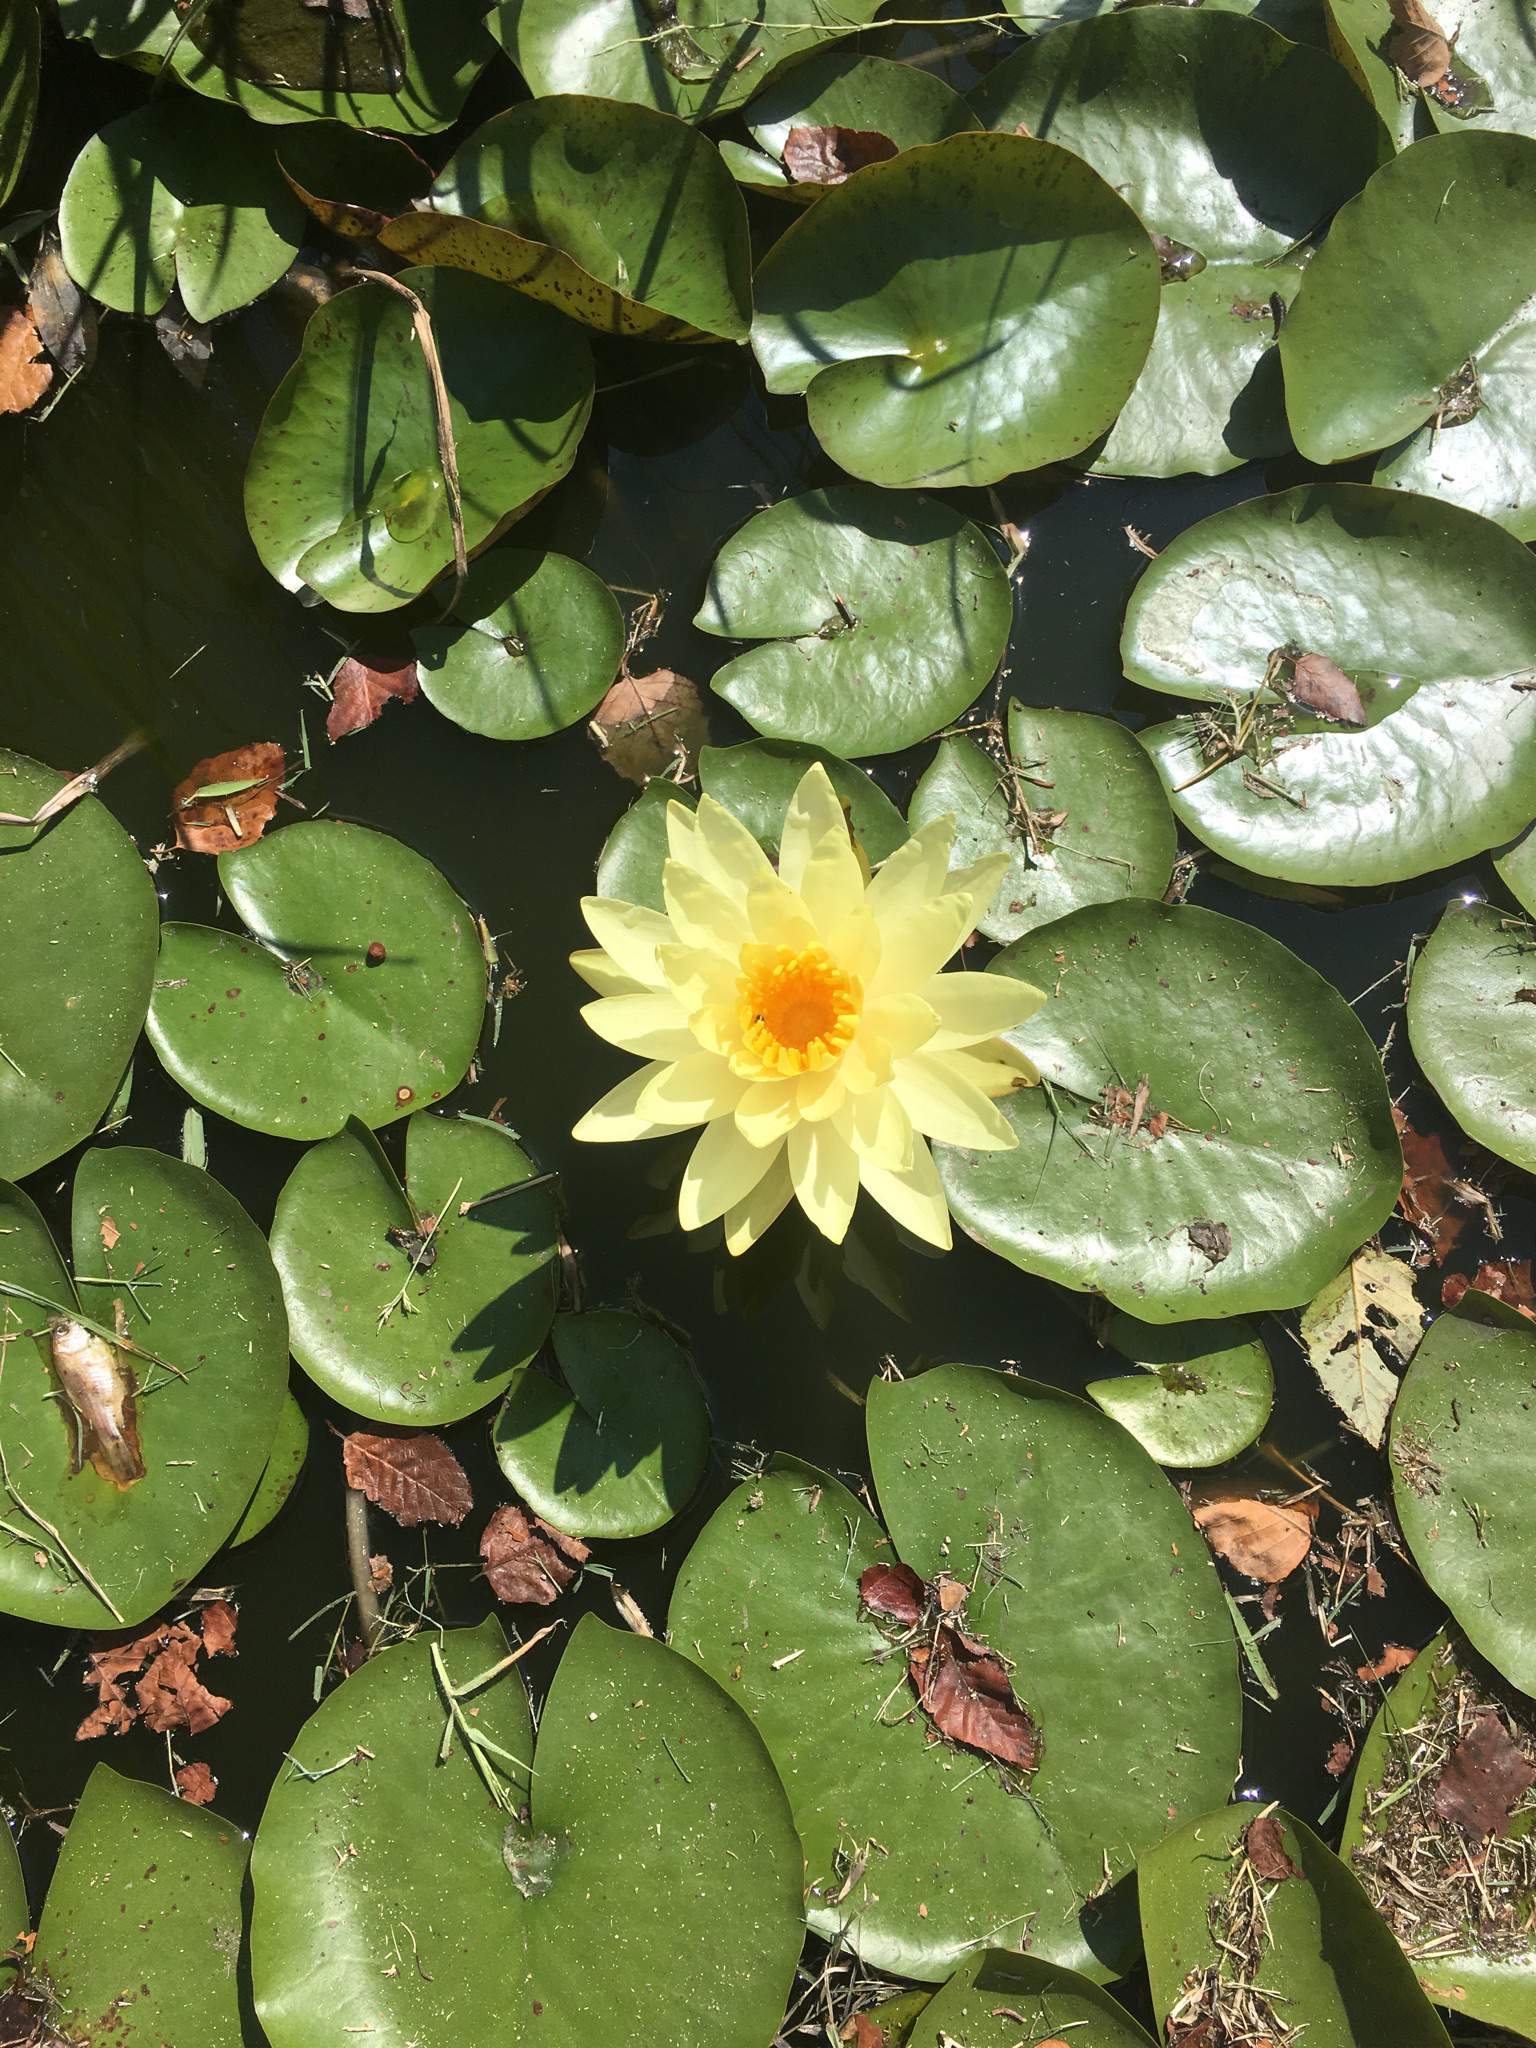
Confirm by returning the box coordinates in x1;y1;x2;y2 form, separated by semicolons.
736;943;861;1077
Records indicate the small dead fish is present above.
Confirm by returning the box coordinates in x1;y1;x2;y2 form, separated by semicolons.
48;1317;146;1488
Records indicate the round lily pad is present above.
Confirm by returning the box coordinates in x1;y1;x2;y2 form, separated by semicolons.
0;1148;288;1629
147;820;485;1142
228;1388;309;1547
0;0;39;210
751;133;1159;489
911;1951;1154;2047
697;486;1012;756
34;1765;249;2046
727;47;977;199
938;900;1402;1323
1406;902;1536;1174
380;97;752;344
492;1308;709;1538
272;1114;558;1426
411;548;623;742
1086;1313;1273;1469
1127;485;1536;886
250;1615;804;2048
1390;1308;1536;1695
908;704;1177;945
1327;0;1534;147
0;751;158;1183
244;268;593;613
670;1363;1241;1981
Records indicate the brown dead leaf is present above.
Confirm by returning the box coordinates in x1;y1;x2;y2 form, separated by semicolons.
839;2017;885;2048
1244;1812;1300;1882
326;653;420;742
858;1560;925;1627
1355;1643;1417;1683
136;1625;233;1734
1286;652;1367;726
911;1628;1042;1771
99;1215;120;1252
1432;1711;1536;1839
782;124;897;185
0;308;52;415
28;234;96;383
173;741;285;854
1189;1485;1317;1583
76;1603;237;1739
343;1431;473;1528
1325;1735;1356;1778
174;1760;218;1805
369;1553;394;1593
480;1503;589;1605
198;1598;238;1658
589;668;707;785
1386;0;1455;86
1443;1260;1536;1322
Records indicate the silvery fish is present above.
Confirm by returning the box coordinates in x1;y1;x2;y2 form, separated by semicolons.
47;1317;146;1488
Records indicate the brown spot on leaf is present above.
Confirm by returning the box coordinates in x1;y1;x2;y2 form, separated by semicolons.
781;124;898;185
1186;1219;1232;1267
1432;1711;1536;1839
173;741;285;855
1244;1812;1299;1882
342;1430;472;1528
480;1503;589;1605
99;1215;120;1252
326;653;420;742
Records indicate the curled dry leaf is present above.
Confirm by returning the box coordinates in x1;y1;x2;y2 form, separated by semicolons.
857;1560;925;1627
480;1502;589;1606
173;741;286;854
1395;1104;1475;1264
1286;652;1367;727
174;1760;219;1805
1188;1484;1317;1583
1443;1260;1536;1322
911;1628;1042;1772
1386;0;1455;88
589;668;707;785
326;652;421;742
369;1553;394;1593
0;308;52;416
1432;1710;1536;1840
1355;1643;1417;1683
782;125;898;186
1244;1812;1299;1882
342;1430;473;1528
28;234;96;383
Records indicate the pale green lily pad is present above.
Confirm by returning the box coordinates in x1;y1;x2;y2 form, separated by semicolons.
34;1766;249;2046
1406;901;1536;1174
0;1149;287;1629
912;1951;1154;2047
1495;822;1536;917
1087;1312;1273;1468
228;1388;309;1547
1327;0;1536;146
244;268;593;613
670;1363;1241;1981
1140;1805;1453;2046
412;548;623;742
250;1615;804;2048
0;0;39;210
147;820;485;1142
1389;1308;1536;1695
698;486;1012;755
380;97;751;343
908;704;1176;945
492;1308;709;1539
733;47;977;200
751;133;1159;489
973;11;1385;478
1127;485;1536;886
0;752;158;1184
272;1114;558;1426
938;900;1402;1323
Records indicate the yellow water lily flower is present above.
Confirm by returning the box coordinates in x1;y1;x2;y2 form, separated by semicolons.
571;764;1044;1254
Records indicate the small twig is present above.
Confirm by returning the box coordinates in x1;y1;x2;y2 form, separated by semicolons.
0;732;147;828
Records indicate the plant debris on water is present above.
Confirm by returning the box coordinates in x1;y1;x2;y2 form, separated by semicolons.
1166;1812;1300;2046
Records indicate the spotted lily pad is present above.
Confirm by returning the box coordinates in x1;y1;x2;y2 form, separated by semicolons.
250;1615;804;2048
275;120;433;239
1086;1313;1273;1468
938;900;1402;1322
751;133;1159;489
0;752;158;1183
697;486;1011;755
0;0;39;210
147;821;485;1141
228;1389;309;1547
1128;485;1536;885
910;1951;1155;2047
0;1148;287;1629
670;1363;1240;1981
244;268;593;613
725;47;977;198
1405;902;1536;1174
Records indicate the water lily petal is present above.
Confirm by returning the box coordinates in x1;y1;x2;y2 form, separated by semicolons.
944;1042;1040;1096
572;1062;674;1143
666;799;699;861
788;1116;859;1244
848;1086;914;1174
580;898;674;989
858;992;938;1073
694;792;777;901
795;1068;847;1122
920;970;1047;1049
799;825;865;937
892;1049;1018;1149
746;874;818;949
868;894;973;998
638;1051;750;1126
735;1077;800;1148
664;861;747;951
570;948;647;998
659;942;738;1014
944;849;1010;909
778;763;847;895
858;1139;952;1250
723;1145;795;1256
865;816;954;915
680;1116;783;1230
581;993;697;1060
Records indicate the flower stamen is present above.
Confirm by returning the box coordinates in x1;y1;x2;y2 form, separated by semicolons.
736;942;861;1077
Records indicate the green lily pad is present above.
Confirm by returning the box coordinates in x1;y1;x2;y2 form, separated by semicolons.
34;1765;249;2046
244;268;593;613
938;900;1402;1322
1406;901;1536;1174
911;1951;1154;2047
908;705;1176;945
411;548;623;742
0;752;158;1183
1011;0;1331;35
670;1363;1241;1981
275;120;433;240
1326;0;1535;147
1140;1805;1453;2046
594;779;691;913
1389;1307;1536;1695
0;0;39;210
0;1148;287;1629
272;1114;558;1426
697;486;1012;756
147;820;485;1142
1086;1312;1273;1468
492;1308;709;1538
379;97;751;344
700;739;908;863
973;11;1385;477
1495;822;1536;917
250;1615;804;2048
731;47;977;200
1127;485;1536;886
228;1388;309;1547
751;133;1160;489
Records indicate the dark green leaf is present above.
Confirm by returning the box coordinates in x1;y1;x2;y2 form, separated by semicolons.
228;1388;309;1547
0;0;40;211
1406;901;1536;1174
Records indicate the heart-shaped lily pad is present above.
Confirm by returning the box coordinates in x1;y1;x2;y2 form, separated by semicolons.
908;704;1177;945
697;486;1011;755
0;1147;287;1629
147;820;485;1141
379;97;751;344
938;900;1401;1322
410;548;623;741
492;1308;709;1538
244;268;593;613
0;0;39;210
229;1388;309;1547
33;1765;249;2046
670;1363;1241;1981
1389;1307;1536;1694
1140;1805;1453;2046
1127;485;1536;885
1406;902;1536;1174
250;1615;803;2048
724;47;977;199
0;752;158;1183
1086;1312;1273;1468
272;1114;558;1426
973;11;1385;477
1327;0;1535;148
751;133;1159;489
910;1951;1154;2047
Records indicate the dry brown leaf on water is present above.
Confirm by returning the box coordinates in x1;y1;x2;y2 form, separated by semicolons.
1325;1734;1356;1778
589;668;707;785
1432;1711;1536;1839
1188;1484;1316;1583
369;1553;394;1593
28;234;96;383
782;124;897;185
0;308;53;416
173;741;286;854
77;1608;236;1740
174;1760;218;1805
1244;1812;1300;1882
1395;1105;1475;1263
1356;1643;1417;1683
1386;0;1455;86
1285;652;1367;727
910;1629;1042;1771
857;1559;925;1627
480;1503;589;1605
1443;1260;1536;1322
326;652;420;742
198;1597;238;1658
136;1626;233;1734
342;1430;473;1528
839;2016;886;2048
